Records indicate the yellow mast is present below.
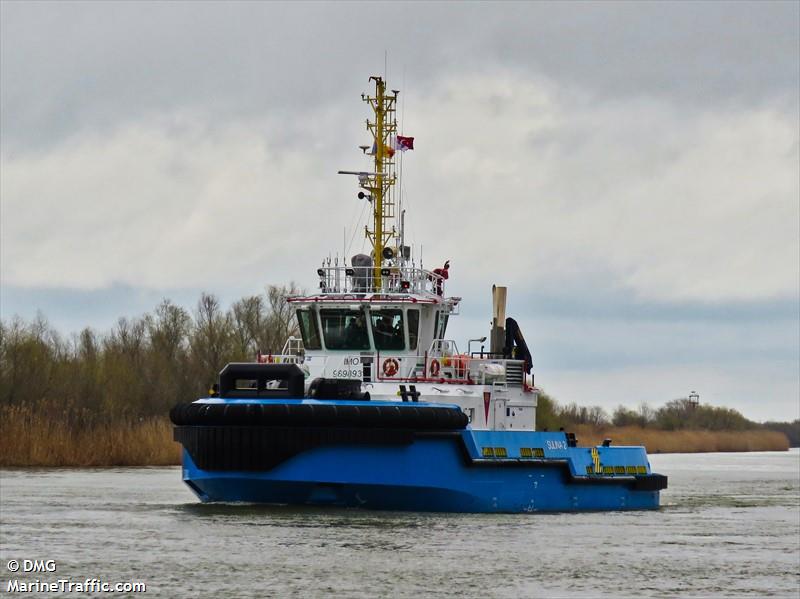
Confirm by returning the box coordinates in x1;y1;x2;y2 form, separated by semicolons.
362;76;398;287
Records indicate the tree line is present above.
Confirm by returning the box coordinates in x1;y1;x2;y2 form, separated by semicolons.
536;393;799;445
1;284;797;446
0;285;299;422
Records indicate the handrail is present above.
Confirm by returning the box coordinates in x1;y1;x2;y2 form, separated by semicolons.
314;266;446;296
280;336;304;356
373;352;475;385
256;353;304;365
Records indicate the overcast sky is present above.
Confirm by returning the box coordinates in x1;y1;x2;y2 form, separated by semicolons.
2;1;798;421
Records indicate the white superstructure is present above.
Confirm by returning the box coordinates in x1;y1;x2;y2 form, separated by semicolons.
258;75;538;431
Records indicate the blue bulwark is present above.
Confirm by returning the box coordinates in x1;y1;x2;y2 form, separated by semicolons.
466;430;651;477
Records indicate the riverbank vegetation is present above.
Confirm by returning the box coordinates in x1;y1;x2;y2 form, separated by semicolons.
1;286;298;466
0;288;795;465
0;404;179;467
572;425;789;453
536;393;794;452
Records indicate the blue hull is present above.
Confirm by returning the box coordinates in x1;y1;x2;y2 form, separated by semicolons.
181;432;662;513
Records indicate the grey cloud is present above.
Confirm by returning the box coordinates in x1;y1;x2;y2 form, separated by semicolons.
475;1;800;105
2;1;797;153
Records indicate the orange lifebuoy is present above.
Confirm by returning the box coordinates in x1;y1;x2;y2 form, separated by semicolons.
429;358;441;377
382;358;400;377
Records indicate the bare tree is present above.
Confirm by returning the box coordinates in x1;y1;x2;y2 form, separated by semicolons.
192;293;233;380
148;300;191;361
254;283;301;354
230;295;265;359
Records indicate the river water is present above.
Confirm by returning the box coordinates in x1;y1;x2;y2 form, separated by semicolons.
1;450;798;598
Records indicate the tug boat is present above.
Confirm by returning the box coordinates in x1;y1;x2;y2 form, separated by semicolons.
171;76;667;512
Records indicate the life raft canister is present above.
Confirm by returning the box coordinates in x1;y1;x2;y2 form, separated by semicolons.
382;357;400;377
429;358;441;377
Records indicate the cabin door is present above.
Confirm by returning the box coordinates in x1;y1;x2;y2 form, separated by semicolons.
493;398;507;431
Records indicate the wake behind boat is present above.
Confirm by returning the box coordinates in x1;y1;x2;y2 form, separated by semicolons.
170;75;667;512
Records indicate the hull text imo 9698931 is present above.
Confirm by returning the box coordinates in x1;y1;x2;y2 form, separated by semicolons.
170;75;667;512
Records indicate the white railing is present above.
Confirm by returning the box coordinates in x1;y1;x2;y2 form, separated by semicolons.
373;341;527;387
280;336;304;356
253;335;528;389
255;336;305;365
314;266;446;296
256;353;304;365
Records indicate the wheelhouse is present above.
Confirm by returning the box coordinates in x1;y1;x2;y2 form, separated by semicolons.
294;303;448;353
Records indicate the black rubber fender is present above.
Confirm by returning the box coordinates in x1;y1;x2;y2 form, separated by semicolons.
169;401;469;430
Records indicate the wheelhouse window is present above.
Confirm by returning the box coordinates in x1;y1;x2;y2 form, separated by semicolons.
407;309;419;350
319;309;370;350
370;309;404;351
296;309;321;350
